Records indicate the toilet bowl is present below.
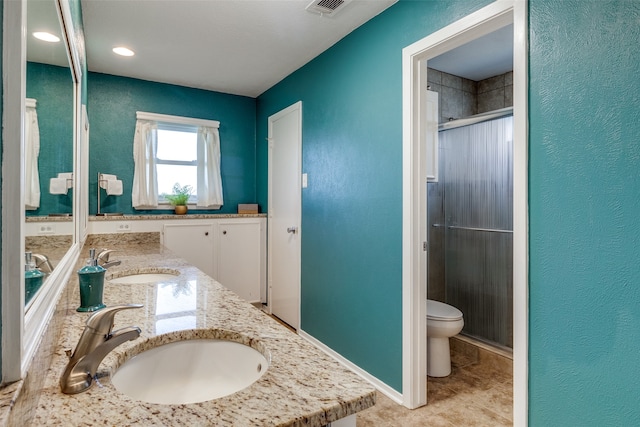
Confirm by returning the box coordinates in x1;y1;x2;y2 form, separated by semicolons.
426;299;464;377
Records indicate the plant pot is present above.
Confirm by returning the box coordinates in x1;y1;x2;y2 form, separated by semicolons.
174;205;188;215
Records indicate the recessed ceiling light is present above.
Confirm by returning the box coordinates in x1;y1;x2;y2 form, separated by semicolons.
33;32;60;43
113;47;135;57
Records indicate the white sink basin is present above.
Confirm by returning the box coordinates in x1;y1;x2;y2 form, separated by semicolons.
111;338;269;404
108;273;178;284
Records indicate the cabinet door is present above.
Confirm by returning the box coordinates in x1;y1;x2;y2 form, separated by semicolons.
163;224;215;277
217;222;261;302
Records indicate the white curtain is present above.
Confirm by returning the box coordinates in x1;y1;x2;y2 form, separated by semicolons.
196;125;223;208
132;119;159;208
25;101;41;210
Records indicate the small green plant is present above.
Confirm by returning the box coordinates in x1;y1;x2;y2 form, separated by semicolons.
163;183;193;206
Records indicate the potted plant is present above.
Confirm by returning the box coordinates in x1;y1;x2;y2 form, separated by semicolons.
164;183;192;215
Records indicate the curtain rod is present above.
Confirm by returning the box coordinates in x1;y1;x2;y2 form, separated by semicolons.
136;111;220;129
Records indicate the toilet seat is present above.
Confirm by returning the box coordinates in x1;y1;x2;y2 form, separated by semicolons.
427;299;463;321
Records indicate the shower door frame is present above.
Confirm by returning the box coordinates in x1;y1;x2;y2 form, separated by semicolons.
401;1;529;424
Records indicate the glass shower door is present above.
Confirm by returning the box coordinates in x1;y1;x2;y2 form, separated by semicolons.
440;115;514;348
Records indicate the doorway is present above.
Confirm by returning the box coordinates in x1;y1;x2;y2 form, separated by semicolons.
401;1;528;424
268;101;303;330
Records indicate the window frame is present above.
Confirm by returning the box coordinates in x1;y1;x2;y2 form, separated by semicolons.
134;111;221;210
155;122;199;205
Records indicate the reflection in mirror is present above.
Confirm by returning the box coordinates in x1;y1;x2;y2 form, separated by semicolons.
24;0;74;308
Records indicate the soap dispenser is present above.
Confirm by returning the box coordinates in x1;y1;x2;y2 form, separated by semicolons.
77;248;107;312
25;251;45;305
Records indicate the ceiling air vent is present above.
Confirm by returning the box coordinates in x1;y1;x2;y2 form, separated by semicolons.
305;0;352;17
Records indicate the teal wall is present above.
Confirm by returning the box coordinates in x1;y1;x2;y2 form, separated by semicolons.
257;0;640;422
257;0;492;391
528;0;640;425
87;72;257;215
26;62;74;216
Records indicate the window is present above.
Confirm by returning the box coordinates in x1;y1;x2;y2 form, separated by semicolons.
156;125;198;204
132;112;223;209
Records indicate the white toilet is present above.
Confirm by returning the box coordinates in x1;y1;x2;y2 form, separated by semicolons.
426;299;464;377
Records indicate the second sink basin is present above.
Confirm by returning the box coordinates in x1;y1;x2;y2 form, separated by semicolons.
111;336;269;404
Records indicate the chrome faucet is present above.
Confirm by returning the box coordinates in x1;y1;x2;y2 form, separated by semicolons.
32;253;54;273
60;304;143;394
96;249;121;269
96;249;114;263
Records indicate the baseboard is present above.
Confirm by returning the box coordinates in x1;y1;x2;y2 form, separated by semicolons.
298;329;404;405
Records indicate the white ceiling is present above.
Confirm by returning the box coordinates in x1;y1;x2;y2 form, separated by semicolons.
26;0;70;69
80;0;397;98
428;24;513;81
27;1;514;98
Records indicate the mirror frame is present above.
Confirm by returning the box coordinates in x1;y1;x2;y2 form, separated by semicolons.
1;0;85;382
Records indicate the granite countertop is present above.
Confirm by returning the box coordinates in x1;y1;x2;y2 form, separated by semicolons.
32;237;375;426
89;213;266;221
25;215;73;223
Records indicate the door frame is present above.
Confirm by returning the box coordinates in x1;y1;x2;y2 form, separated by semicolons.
267;101;303;329
401;1;528;424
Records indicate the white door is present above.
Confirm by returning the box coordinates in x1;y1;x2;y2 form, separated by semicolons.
268;101;302;330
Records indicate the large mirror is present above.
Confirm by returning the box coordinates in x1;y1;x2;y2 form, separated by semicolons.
24;0;75;308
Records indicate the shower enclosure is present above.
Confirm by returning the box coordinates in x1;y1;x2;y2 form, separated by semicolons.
428;110;513;349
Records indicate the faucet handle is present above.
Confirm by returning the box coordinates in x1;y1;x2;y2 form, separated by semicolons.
96;249;115;263
85;304;143;336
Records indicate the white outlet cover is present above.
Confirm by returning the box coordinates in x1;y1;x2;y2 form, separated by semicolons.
39;225;55;234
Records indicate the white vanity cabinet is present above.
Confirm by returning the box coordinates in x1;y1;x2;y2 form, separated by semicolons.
162;218;266;303
163;223;215;277
216;220;263;303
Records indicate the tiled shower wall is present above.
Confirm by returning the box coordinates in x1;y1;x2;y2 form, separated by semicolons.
427;68;513;124
477;71;513;114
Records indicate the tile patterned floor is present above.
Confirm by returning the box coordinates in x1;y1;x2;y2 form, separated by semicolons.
356;347;513;427
259;307;513;426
